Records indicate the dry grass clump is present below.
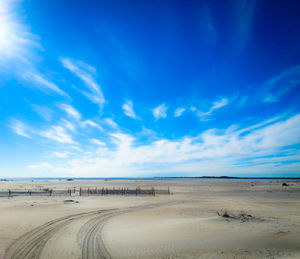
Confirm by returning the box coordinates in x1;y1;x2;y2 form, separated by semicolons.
217;210;258;222
217;210;230;218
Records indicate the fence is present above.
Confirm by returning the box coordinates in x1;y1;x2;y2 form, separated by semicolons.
0;187;171;197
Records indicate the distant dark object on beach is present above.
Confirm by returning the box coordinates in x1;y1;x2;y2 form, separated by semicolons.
64;200;79;203
282;182;289;186
66;179;74;181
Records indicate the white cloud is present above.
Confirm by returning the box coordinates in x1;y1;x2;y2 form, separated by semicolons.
139;127;157;138
191;98;229;120
262;65;300;103
0;2;71;102
61;119;76;132
174;108;185;117
61;58;105;107
54;113;300;177
104;118;118;129
90;139;106;146
59;104;81;120
22;71;68;97
122;100;140;119
39;125;75;144
52;151;69;158
211;98;229;109
28;162;52;170
152;103;168;119
10;119;30;138
82;120;103;131
0;0;40;65
31;104;53;121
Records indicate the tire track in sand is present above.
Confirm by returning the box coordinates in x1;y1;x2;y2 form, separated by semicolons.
4;210;114;259
78;202;182;259
5;201;181;259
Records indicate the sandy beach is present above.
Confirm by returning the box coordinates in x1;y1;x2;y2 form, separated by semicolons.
1;180;300;259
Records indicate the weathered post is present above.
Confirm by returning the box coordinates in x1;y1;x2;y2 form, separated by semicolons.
79;187;82;196
168;187;170;195
8;189;11;197
49;189;52;196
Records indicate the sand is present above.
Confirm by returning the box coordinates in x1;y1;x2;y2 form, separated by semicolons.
0;180;300;258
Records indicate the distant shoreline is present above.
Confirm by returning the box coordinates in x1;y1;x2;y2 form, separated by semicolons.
1;176;300;181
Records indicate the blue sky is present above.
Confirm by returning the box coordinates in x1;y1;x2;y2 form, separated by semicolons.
0;0;300;177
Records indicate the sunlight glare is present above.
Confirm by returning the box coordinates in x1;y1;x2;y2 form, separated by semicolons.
0;0;25;58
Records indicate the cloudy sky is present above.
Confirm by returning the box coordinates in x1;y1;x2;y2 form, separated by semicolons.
0;0;300;177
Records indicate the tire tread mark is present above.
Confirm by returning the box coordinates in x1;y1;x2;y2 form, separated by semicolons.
4;210;111;259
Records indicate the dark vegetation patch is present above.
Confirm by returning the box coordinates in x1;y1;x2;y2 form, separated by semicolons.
217;210;263;222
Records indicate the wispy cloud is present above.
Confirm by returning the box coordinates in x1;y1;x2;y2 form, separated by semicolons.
31;104;53;121
174;108;185;117
61;119;76;132
28;162;52;170
23;71;68;97
152;103;168;119
58;103;81;120
82;120;103;131
122;100;140;120
0;0;40;65
54;113;300;177
10;119;30;138
262;65;300;103
191;98;229;120
61;58;105;107
52;151;69;158
198;5;217;47
104;118;118;129
39;125;75;144
90;139;106;146
234;0;256;53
